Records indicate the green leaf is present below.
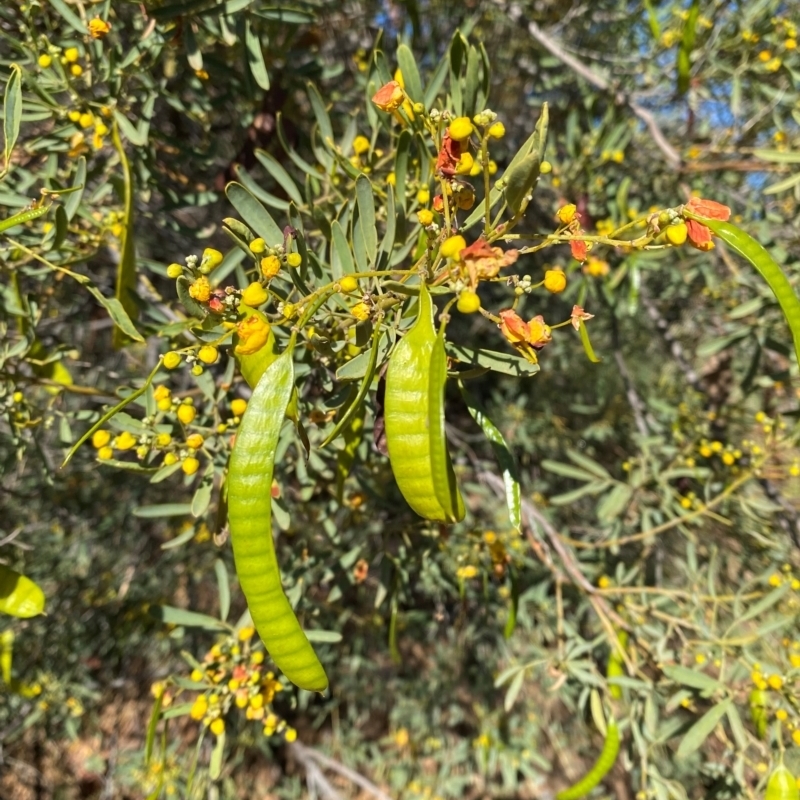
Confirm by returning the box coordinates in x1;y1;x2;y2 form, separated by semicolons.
463;45;480;118
731;583;790;627
541;459;604;482
396;44;423;103
459;384;521;531
244;18;270;90
307;82;333;147
662;665;724;692
133;503;193;518
597;483;633;522
209;730;225;779
64;156;86;221
254;149;302;206
151;605;228;631
355;175;377;265
565;449;612;480
445;342;540;377
304;629;343;643
215;559;230;623
226;182;284;244
675;698;732;760
753;149;800;164
2;64;22;176
764;172;800;195
144;694;163;766
0;566;45;619
504;669;525;713
331;220;355;279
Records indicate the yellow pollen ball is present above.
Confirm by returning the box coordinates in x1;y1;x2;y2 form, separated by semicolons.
351;302;370;322
231;399;248;417
417;209;434;226
210;718;225;736
417;187;430;205
544;269;567;293
339;276;359;293
70;64;83;77
767;674;783;690
182;457;200;476
177;404;197;425
38;54;52;68
440;235;466;260
197;346;218;365
92;429;111;448
64;47;79;62
352;135;370;155
457;291;481;314
286;253;302;268
261;255;281;278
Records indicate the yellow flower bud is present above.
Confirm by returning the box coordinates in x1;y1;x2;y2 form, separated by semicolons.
191;669;203;682
182;457;200;476
351;302;370;322
285;728;297;742
114;431;137;451
167;263;183;279
68;110;81;123
70;64;83;77
440;235;466;260
543;269;567;293
386;172;396;186
417;187;430;205
97;446;114;460
557;204;577;225
282;303;297;320
353;135;370;155
64;47;79;63
136;445;148;459
201;248;224;270
250;693;265;710
163;452;178;466
457;291;481;314
417;209;434;226
487;122;505;139
251;651;265;665
78;112;93;129
177;404;197;425
767;674;783;690
163;351;182;369
12;391;23;403
238;283;268;310
235;315;271;356
540;161;552;174
249;238;267;254
448;117;474;142
339;276;359;293
156;433;172;447
210;718;225;736
92;429;111;449
261;255;281;279
231;399;248;417
665;222;688;246
38;54;52;68
190;696;208;720
197;345;218;365
186;433;204;449
286;253;302;268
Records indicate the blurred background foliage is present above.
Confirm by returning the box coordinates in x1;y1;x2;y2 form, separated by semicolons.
1;0;800;798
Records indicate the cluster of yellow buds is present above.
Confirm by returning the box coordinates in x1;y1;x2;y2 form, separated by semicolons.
696;438;743;467
187;628;297;741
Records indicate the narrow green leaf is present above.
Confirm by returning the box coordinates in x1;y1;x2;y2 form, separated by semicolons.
151;605;228;631
396;44;423;103
445;342;540;377
133;503;193;518
254;149;302;206
331;220;355;279
226;182;284;244
2;64;22;174
64;156;86;221
662;665;724;692
209;731;225;779
304;630;343;643
144;694;163;766
355;175;377;264
244;18;270;90
675;698;732;760
215;559;230;622
307;82;333;147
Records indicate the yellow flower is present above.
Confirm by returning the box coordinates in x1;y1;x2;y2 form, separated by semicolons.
776;709;789;721
543;268;567;293
448;117;474;142
386;172;396;186
457;291;481;314
767;674;783;690
371;81;405;112
190;696;208;720
339;275;358;293
786;38;797;49
351;302;370;321
242;282;268;307
188;276;211;303
186;433;204;449
286;253;302;268
353;135;370;155
769;573;783;587
177;404;197;425
97;446;113;460
487;121;505;139
163;452;178;466
557;204;577;224
92;429;111;449
722;452;735;466
455;152;474;175
70;64;83;77
210;718;225;736
440;235;466;260
793;729;800;746
68;110;81;123
765;57;782;72
285;728;297;742
235;314;271;356
191;669;203;682
38;54;52;68
64;47;80;63
163;351;182;369
597;575;611;589
699;444;712;458
249;238;267;254
231;399;248;417
200;248;223;271
261;255;281;279
238;626;255;641
114;431;137;451
666;223;688;245
251;651;264;665
417;186;430;205
583;256;609;278
88;17;111;38
182;457;200;476
197;345;218;365
78;112;94;129
457;565;478;579
417;209;434;226
759;50;773;62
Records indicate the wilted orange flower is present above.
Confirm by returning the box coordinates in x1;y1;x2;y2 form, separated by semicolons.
459;237;519;283
570;305;595;331
372;81;405;112
353;559;369;583
88;18;111;38
436;132;462;177
683;196;731;250
498;310;551;364
570;239;588;261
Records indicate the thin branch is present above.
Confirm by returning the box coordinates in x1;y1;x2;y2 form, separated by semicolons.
525;20;682;168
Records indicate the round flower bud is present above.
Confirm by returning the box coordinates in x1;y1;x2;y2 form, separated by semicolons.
665;222;688;246
457;291;481;314
177;404;197;425
136;445;148;459
163;351;182;369
97;446;114;460
64;47;79;63
539;161;552;174
200;248;224;271
417;209;434;226
352;135;370;155
487;121;506;139
440;235;466;260
261;255;281;279
544;269;567;293
92;429;111;449
189;696;207;720
241;282;268;307
557;204;577;225
114;431;137;450
210;718;225;736
339;276;359;293
182;457;200;476
12;391;23;403
285;253;302;268
79;112;93;129
417;187;430;205
156;433;172;447
191;364;203;376
448;117;474;142
231;398;248;417
157;398;172;412
249;238;267;254
166;262;183;279
38;54;52;68
186;433;204;449
163;452;178;466
197;345;218;365
351;302;370;322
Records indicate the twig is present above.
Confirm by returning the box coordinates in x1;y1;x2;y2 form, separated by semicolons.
289;741;394;800
525;20;682;168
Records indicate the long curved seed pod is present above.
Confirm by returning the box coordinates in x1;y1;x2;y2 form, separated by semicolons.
556;717;620;800
227;347;328;692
